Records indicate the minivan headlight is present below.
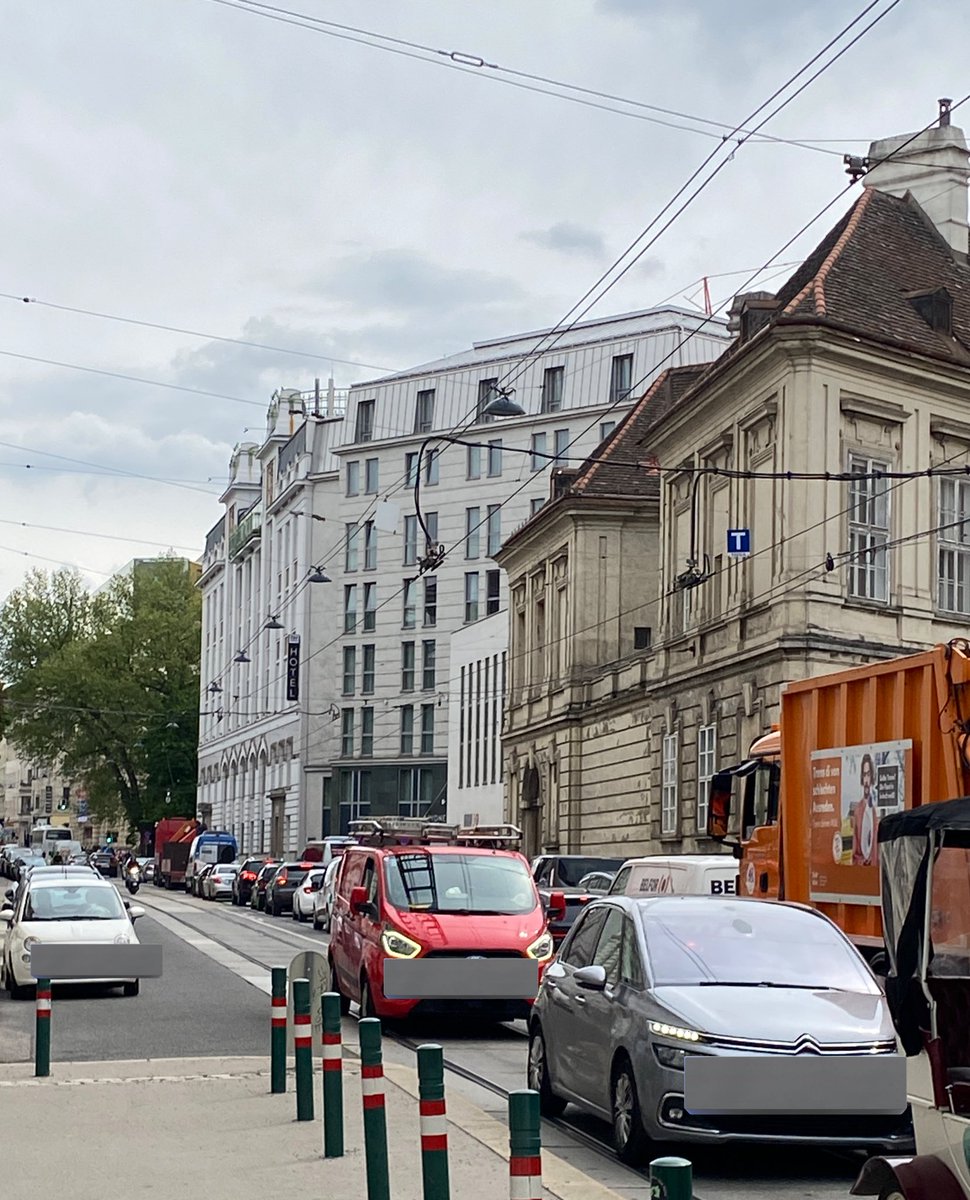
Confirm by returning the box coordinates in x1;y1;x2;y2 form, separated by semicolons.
526;933;554;961
381;928;422;959
649;1020;704;1042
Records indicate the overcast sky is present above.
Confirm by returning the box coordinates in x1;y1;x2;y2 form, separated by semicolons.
0;0;965;600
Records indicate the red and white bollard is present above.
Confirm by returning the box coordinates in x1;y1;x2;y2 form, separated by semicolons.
35;977;52;1077
508;1091;542;1200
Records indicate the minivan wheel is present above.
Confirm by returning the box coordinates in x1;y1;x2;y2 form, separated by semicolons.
611;1058;651;1166
359;975;377;1019
330;960;350;1016
528;1026;567;1118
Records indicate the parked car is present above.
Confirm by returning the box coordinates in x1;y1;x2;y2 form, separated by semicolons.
13;852;45;881
312;856;342;932
527;895;910;1164
531;855;626;889
0;875;145;999
232;858;274;907
90;849;119;878
185;831;239;895
201;862;239;901
292;867;326;922
194;863;215;896
264;862;318;917
136;856;155;882
249;861;279;911
576;871;616;893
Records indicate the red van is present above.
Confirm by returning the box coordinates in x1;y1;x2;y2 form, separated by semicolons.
327;819;562;1022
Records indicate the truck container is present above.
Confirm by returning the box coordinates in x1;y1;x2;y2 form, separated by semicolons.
707;639;970;966
154;817;203;890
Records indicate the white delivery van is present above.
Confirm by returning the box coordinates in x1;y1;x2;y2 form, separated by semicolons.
607;855;739;898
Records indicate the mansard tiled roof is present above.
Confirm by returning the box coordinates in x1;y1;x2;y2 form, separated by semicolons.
570;363;711;498
772;187;970;365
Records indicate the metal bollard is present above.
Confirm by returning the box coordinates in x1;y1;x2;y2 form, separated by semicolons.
359;1017;391;1200
321;992;344;1158
649;1156;692;1200
34;978;51;1078
508;1090;542;1200
270;966;287;1094
417;1044;450;1200
293;977;314;1121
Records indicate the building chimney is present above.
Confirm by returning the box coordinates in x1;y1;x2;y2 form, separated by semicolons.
864;100;970;258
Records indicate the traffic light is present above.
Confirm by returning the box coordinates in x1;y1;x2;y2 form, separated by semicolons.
106;832;117;844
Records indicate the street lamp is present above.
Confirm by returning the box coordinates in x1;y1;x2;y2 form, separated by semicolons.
207;681;222;695
413;390;526;573
307;566;332;584
233;650;251;663
264;614;284;631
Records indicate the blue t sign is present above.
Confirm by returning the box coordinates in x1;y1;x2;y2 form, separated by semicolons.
727;529;751;556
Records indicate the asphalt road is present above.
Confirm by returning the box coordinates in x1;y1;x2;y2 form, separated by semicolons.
0;911;268;1063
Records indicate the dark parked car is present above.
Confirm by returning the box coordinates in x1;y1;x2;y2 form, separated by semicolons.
264;861;316;917
233;858;274;907
249;861;280;911
91;849;119;878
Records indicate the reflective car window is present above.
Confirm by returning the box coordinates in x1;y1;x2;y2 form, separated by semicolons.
560;906;608;967
620;918;644;987
592;907;624;986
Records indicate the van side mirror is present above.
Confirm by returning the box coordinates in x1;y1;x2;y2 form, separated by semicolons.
350;885;374;917
707;774;733;840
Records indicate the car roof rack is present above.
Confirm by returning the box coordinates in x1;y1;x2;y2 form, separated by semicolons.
347;817;523;850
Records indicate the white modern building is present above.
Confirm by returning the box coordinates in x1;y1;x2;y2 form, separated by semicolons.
446;609;508;827
196;309;731;845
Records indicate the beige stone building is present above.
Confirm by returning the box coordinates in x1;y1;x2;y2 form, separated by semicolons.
500;106;970;859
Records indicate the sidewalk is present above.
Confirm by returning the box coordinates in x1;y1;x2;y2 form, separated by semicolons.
0;1055;632;1200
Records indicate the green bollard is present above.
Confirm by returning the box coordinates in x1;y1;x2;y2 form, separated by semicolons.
359;1017;391;1200
321;993;344;1158
270;966;287;1094
35;978;51;1078
417;1044;450;1200
649;1155;692;1200
293;977;314;1121
508;1090;542;1200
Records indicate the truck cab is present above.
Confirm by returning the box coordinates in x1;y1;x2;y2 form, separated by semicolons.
708;727;782;900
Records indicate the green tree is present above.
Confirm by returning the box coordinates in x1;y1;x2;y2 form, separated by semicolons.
0;560;201;831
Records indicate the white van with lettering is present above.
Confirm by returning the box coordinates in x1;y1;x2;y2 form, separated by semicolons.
607;855;739;898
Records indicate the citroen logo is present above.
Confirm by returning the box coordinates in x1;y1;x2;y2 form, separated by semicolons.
793;1035;822;1054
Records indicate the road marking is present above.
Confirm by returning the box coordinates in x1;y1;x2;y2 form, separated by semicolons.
137;903;273;994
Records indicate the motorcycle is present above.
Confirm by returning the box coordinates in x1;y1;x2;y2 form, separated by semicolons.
124;864;141;894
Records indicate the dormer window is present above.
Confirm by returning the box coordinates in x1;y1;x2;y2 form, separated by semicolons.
908;287;953;335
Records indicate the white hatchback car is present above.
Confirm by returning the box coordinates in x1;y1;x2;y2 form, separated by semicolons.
312;856;342;932
292;867;327;923
0;875;144;999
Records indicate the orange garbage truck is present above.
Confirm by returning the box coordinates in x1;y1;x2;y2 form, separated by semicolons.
707;639;970;968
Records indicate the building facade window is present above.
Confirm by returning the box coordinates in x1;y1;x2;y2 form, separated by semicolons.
531;433;547;472
342;646;356;696
363;582;376;631
405;452;419;487
661;732;679;835
341;708;355;757
362;644;376;694
487;504;501;557
343;584;358;633
414;388;435;434
541;366;564;413
487;440;503;477
403;579;417;629
398;767;433;817
696;724;717;834
364;457;379;494
554;429;569;463
339;770;371;831
422;640;436;691
477;378;499;422
466;507;481;559
425;448;440;486
600;420;616;441
467;444;481;479
847;454;890;602
345;523;360;572
464;572;479;623
420;704;435;754
361;707;374;756
364;521;377;570
486;569;501;614
530;498;545;517
346;461;359;496
423;577;437;627
400;705;414;754
355;399;375;442
609;353;633;403
403;515;418;566
939;477;970;614
401;641;415;691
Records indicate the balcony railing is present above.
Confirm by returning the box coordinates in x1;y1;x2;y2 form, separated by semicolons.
228;503;262;559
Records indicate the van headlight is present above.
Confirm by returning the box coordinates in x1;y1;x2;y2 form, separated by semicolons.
381;928;422;958
526;933;554;962
650;1020;704;1042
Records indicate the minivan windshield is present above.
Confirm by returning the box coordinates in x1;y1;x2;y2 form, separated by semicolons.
384;853;537;915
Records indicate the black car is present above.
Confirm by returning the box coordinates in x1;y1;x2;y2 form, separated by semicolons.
91;849;119;878
249;861;280;911
264;861;316;917
232;857;273;906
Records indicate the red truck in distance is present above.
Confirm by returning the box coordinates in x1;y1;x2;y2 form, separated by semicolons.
154;817;203;890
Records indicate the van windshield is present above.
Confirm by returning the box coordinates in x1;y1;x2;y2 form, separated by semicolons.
384;853;537;915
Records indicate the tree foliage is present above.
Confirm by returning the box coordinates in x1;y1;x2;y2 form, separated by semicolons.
0;560;201;832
